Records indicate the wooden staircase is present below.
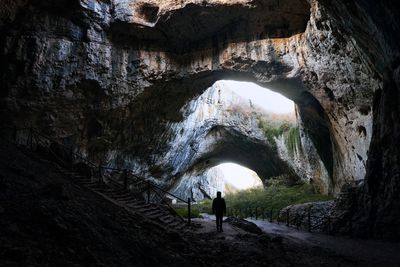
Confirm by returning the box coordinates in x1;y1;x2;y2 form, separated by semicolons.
58;169;188;232
1;127;189;232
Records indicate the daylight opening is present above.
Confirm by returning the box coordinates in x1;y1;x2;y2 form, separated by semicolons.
171;79;300;201
220;80;295;114
216;163;263;194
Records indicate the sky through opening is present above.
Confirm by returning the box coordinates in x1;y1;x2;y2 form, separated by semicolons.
214;81;294;191
218;163;263;191
222;80;295;114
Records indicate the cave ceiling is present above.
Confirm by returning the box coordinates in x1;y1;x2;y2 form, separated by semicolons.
110;0;311;52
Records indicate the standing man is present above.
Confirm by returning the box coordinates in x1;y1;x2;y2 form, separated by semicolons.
212;191;226;232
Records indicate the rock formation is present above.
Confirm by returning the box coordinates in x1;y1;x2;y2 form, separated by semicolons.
168;81;323;200
1;0;399;239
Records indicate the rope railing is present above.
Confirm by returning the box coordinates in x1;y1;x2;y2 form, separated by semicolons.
1;126;192;225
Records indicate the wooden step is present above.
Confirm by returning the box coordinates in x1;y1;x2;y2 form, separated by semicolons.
59;165;186;231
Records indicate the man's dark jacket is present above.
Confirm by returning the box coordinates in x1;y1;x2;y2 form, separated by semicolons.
212;197;226;216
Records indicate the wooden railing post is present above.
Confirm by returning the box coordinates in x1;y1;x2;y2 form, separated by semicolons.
187;198;191;225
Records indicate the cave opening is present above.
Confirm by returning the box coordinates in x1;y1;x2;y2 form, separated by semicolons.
219;80;295;114
2;0;400;264
170;79;334;201
189;162;264;200
218;162;263;194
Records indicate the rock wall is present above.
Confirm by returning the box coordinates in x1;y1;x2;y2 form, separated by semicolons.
1;0;399;238
310;0;400;239
279;200;335;233
172;168;225;201
166;81;325;199
0;0;376;194
298;0;379;192
276;109;331;194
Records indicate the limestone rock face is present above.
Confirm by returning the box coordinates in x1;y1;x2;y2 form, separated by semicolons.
1;0;400;238
111;0;310;51
306;0;400;239
0;0;373;193
0;0;25;24
166;81;318;200
279;200;335;232
275;115;331;194
299;1;379;192
172;168;225;201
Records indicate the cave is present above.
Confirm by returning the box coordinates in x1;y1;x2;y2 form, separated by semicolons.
168;80;334;200
1;0;400;266
174;162;264;201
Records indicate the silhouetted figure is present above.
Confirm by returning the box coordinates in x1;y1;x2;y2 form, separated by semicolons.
212;191;226;232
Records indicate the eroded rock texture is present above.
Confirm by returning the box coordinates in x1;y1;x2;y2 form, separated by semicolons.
167;82;321;200
1;0;399;238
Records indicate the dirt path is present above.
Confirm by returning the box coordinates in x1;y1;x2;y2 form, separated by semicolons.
248;218;400;267
192;214;247;240
192;214;400;267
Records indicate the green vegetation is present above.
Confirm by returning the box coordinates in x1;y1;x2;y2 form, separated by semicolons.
197;182;333;219
174;207;202;218
285;127;302;158
257;119;291;151
257;116;303;158
196;199;213;214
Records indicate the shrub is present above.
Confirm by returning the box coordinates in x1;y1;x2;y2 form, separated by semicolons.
174;207;201;218
285;126;302;158
199;183;333;219
257;118;292;151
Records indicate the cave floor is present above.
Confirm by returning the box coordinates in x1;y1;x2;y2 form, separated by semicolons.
188;214;357;267
190;214;400;267
1;142;399;267
249;218;400;267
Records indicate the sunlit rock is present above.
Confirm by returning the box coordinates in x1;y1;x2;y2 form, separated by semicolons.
1;0;399;239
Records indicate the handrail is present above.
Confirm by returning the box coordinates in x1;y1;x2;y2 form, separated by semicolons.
101;166;123;172
33;129;98;168
34;133;71;167
226;205;347;235
151;182;188;203
2;126;191;225
150;186;185;222
99;165;188;204
99;164;188;203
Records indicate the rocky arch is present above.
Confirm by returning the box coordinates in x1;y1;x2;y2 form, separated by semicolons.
1;0;399;238
101;72;334;193
0;0;375;195
170;124;299;200
184;125;296;182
